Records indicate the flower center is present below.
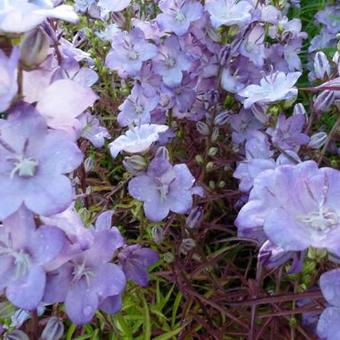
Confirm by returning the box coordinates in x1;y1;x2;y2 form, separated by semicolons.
299;207;339;232
72;262;95;286
10;155;38;178
128;50;139;61
165;56;176;68
175;10;186;22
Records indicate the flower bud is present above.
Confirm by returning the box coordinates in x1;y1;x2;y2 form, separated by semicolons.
218;180;226;188
208;180;215;189
180;238;196;255
313;90;335;113
41;317;64;340
251;103;268;123
186;206;203;229
84;157;95;173
123;155;147;174
195;154;204;164
293;103;306;116
206;161;214;172
208;147;218;157
214;111;230;125
196;121;210;136
211;127;219;142
20;28;49;70
151;226;164;244
163;252;175;263
308;132;328;149
4;330;29;340
314;51;331;80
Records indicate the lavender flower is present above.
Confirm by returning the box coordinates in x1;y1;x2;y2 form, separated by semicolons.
239;71;301;109
118;245;159;287
235;161;340;255
44;228;125;325
205;0;253;28
153;36;191;88
0;206;66;310
106;29;158;77
0;0;78;33
98;0;131;13
128;149;202;221
157;0;203;36
0;47;19;112
109;124;168;158
0;104;83;219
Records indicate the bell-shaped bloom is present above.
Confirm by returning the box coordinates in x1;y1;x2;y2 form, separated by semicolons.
109;124;168;158
0;206;66;310
0;47;19;112
0;104;83;219
106;29;157;77
157;0;203;36
317;269;340;339
118;245;159;287
128;150;203;221
43;227;125;325
235;161;340;256
205;0;253;28
0;0;78;34
153;36;191;88
239;71;301;109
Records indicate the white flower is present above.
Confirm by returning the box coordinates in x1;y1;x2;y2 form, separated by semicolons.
0;0;78;34
109;124;168;158
239;71;301;109
205;0;253;28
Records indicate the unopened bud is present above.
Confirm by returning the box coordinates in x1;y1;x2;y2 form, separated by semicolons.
214;111;230;125
208;147;218;157
180;238;196;255
211;127;219;142
251;103;268;123
206;161;214;172
20;28;49;70
186;206;203;229
84;157;95;173
4;330;29;340
123;155;147;174
293;103;306;116
308;132;328;149
314;52;331;80
208;180;215;189
218;180;226;188
313;90;335;113
196;121;210;136
41;317;64;340
163;252;175;263
195;154;204;164
151;226;164;244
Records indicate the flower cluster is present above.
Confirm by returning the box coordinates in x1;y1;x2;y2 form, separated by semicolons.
0;0;158;333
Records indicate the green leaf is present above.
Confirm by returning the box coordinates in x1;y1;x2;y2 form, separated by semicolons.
153;326;184;340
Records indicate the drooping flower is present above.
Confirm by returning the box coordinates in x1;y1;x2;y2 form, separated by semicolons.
0;206;66;310
43;227;125;325
235;161;340;255
0;0;78;34
238;71;301;109
109;124;168;158
128;149;203;221
0;104;83;219
0;47;19;112
205;0;253;29
153;36;191;88
157;0;203;36
118;245;159;287
105;29;158;77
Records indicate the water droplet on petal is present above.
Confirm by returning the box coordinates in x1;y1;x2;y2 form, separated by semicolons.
83;306;93;317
